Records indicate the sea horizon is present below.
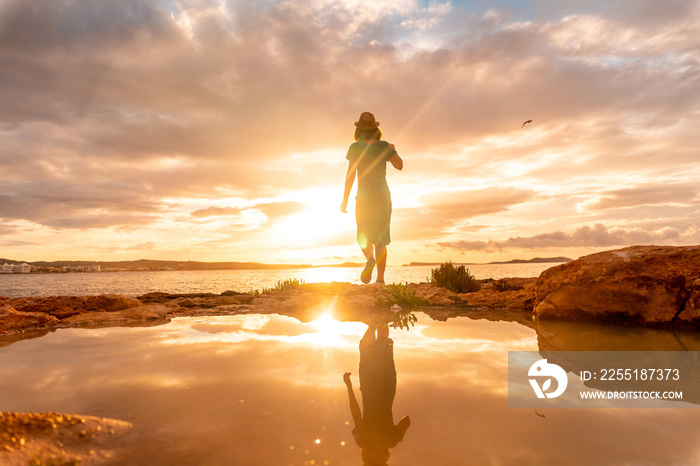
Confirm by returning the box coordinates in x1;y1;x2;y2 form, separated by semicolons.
0;255;573;273
0;262;564;299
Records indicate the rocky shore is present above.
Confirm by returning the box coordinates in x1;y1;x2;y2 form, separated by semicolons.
0;277;538;341
2;246;700;343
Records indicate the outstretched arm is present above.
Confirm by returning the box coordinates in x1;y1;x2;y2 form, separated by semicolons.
340;162;357;213
343;372;362;428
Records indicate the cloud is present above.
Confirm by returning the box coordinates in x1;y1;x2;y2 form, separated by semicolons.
580;183;699;211
0;224;19;235
0;0;699;262
0;181;164;229
419;188;536;217
393;188;535;240
436;223;692;252
190;202;304;221
190;206;243;218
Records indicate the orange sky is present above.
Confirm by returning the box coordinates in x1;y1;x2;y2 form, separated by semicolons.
1;0;699;265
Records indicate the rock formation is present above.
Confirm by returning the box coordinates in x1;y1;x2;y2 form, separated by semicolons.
534;245;700;326
0;305;58;335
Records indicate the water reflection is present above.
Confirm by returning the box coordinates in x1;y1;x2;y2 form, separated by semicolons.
1;312;700;464
532;320;700;407
536;320;700;352
344;325;410;465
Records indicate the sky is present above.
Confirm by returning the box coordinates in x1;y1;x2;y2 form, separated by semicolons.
1;0;699;266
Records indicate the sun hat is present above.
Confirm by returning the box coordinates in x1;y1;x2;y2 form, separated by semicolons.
354;112;380;130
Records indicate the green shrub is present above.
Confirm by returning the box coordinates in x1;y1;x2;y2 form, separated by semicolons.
429;262;481;293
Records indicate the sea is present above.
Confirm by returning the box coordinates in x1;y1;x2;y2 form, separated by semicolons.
0;263;563;298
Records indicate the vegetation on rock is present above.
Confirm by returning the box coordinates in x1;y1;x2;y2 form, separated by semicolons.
429;262;481;293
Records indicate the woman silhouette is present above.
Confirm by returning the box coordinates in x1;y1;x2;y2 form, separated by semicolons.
340;112;403;284
343;325;411;465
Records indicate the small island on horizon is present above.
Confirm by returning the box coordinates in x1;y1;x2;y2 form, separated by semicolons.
403;257;573;267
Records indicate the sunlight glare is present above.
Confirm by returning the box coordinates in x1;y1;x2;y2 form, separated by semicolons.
301;311;364;348
310;312;342;334
267;187;354;245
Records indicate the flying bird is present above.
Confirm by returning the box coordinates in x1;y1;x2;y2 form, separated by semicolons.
522;120;533;127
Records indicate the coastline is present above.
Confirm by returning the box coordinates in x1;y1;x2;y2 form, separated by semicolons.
0;256;570;274
0;278;538;341
3;244;700;337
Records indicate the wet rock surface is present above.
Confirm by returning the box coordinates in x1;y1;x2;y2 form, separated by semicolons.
0;305;59;335
534;245;700;326
0;412;132;465
8;295;141;319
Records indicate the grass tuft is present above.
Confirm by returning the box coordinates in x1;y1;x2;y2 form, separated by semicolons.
260;277;305;294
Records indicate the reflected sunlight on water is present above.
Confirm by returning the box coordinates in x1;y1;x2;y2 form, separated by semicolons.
1;313;700;465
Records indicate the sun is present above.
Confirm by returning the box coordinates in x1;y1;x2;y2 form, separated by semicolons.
268;187;355;246
310;312;344;334
297;311;365;347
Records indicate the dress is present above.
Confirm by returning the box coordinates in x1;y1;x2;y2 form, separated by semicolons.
346;141;397;247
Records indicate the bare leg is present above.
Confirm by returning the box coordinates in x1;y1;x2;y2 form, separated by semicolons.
360;245;376;284
375;244;387;283
361;245;374;262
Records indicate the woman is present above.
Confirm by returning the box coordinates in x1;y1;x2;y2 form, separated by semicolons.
340;112;403;284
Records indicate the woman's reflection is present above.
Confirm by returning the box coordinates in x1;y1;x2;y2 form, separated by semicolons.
343;324;410;465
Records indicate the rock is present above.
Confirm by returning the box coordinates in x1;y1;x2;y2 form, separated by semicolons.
675;279;700;326
84;294;141;312
459;278;535;311
9;297;85;319
409;283;459;306
61;304;172;328
9;295;141;319
139;292;254;307
0;412;132;465
0;305;58;335
534;246;700;325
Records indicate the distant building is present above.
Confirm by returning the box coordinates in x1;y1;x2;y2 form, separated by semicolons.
15;263;31;273
1;263;30;273
67;264;101;272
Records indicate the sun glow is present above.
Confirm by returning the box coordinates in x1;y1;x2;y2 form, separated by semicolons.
301;312;364;347
267;187;355;246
